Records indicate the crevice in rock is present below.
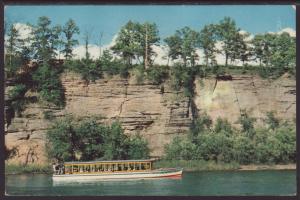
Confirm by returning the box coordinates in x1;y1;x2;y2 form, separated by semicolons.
212;78;218;95
117;96;139;117
17;134;30;140
231;80;242;117
25;146;39;165
285;102;295;113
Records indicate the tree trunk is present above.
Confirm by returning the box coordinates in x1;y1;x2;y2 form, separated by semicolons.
144;25;149;70
225;53;228;66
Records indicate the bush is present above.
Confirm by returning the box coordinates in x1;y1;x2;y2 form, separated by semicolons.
8;84;27;100
46;116;150;162
146;65;169;85
239;110;256;138
166;112;295;165
232;136;255;164
214;117;234;136
164;137;199;160
43;110;55;120
190;113;212;138
8;84;28;116
212;65;226;76
132;65;145;84
127;134;150;159
195;132;233;163
265;111;279;130
32;64;65;107
5;163;52;174
170;64;194;97
258;67;286;79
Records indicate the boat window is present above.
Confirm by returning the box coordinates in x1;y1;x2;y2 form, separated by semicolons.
123;163;128;171
129;163;134;170
141;163;146;170
84;165;90;172
118;164;122;171
145;162;150;170
64;165;71;174
73;165;79;173
108;164;112;172
135;163;141;170
113;164;117;171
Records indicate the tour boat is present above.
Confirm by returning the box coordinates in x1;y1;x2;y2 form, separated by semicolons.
52;159;183;182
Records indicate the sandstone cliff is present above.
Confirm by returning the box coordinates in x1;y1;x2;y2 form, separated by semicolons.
5;72;295;165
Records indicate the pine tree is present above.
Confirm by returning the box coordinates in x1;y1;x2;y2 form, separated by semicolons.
62;19;80;60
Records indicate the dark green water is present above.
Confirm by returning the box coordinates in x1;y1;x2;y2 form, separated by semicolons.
5;170;296;196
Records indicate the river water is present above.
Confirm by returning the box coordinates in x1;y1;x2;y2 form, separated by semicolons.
5;170;296;196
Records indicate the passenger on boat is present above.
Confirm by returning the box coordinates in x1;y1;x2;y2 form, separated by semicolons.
53;163;62;175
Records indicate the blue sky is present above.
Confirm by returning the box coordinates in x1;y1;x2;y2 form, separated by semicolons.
5;5;296;45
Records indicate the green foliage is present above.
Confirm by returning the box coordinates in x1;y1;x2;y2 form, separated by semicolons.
164;26;200;67
165;137;199;160
190;112;212;137
62;19;80;60
5;24;23;77
212;65;226;76
265;111;279;130
154;160;240;171
146;65;169;84
43;110;55;120
215;17;240;66
127;134;150;159
132;65;145;84
165;112;295;165
46;116;150;162
32;64;65;106
214;117;234;136
170;64;194;97
258;66;286;79
31;16;62;63
8;84;28;116
80;59;103;81
196;132;233;163
9;84;27;100
102;121;130;160
199;24;218;66
253;32;295;78
232;135;255;164
5;163;52;174
111;21;159;67
239;110;256;138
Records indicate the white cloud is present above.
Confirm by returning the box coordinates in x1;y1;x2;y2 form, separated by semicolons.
278;27;296;37
14;23;33;40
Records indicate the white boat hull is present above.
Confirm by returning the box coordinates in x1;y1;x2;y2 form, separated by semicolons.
52;168;183;182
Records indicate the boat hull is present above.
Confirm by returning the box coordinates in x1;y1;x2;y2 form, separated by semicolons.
52;168;183;182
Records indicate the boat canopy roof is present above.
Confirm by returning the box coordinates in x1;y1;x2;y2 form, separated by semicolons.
64;159;155;165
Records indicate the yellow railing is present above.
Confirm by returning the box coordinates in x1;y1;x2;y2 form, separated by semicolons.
64;161;152;174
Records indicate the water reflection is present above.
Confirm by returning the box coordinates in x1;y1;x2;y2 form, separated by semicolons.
52;176;182;186
6;171;296;196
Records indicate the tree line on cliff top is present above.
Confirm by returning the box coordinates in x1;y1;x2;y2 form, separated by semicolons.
5;16;295;74
5;16;296;110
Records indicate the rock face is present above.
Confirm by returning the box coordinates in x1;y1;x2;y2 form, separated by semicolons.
194;74;296;126
5;72;296;165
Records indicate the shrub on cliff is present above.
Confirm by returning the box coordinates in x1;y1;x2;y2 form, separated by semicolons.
32;63;65;107
146;65;169;85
